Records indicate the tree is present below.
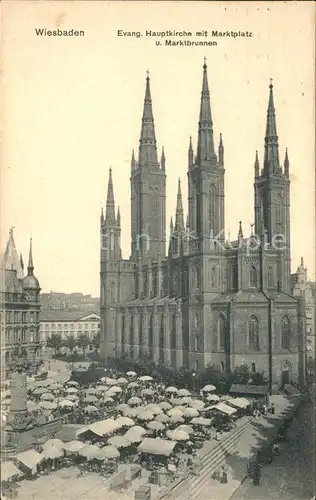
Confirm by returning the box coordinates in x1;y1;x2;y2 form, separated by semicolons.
77;333;90;357
46;334;63;355
63;335;76;354
90;331;101;353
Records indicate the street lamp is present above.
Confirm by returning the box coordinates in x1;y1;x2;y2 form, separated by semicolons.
192;372;196;394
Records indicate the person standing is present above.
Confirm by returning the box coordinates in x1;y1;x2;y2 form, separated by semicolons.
253;462;261;485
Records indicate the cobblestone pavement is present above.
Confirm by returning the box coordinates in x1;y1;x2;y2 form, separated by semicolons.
230;395;315;500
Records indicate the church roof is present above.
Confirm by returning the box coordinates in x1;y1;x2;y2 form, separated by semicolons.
2;269;23;294
213;291;269;304
2;229;24;279
268;291;298;303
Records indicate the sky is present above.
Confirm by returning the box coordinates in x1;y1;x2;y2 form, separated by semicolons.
1;1;315;295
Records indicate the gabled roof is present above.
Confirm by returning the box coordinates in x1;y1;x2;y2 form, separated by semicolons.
39;310;100;322
2;230;24;279
3;269;23;294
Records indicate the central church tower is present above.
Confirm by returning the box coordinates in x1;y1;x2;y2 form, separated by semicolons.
130;73;166;261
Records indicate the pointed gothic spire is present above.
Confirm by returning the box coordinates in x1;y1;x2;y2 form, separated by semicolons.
138;71;158;167
188;136;194;168
264;79;280;175
2;227;24;279
161;146;165;171
105;168;116;224
100;207;104;225
20;253;24;272
131;149;136;172
196;59;216;163
284;147;289;177
174;179;185;233
254;150;260;178
169;216;174;235
218;133;224;164
117;206;121;227
28;238;34;275
238;221;243;241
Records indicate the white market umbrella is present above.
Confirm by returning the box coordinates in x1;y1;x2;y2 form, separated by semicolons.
207;394;220;402
127;382;140;388
59;399;75;408
117;377;128;385
158;402;172;411
63;440;85;453
182;407;199;418
117;403;129;412
155;413;170;423
43;438;63;449
145;404;162;415
147;420;165;431
41;446;63;460
202;385;216;393
165;386;179;394
167;429;190;442
100;445;120;459
40;392;55;401
108;435;131;449
137;410;155;422
128;396;142;406
115;416;135;428
126;371;137;377
138;376;153;382
176;424;194;435
123;408;138;419
65;387;78;394
178;389;191;397
67;381;79;386
169;414;184;424
38;401;57;411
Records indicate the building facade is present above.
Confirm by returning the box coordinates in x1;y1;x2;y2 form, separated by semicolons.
291;258;315;363
40;292;100;311
100;62;306;390
1;230;41;376
39;310;100;343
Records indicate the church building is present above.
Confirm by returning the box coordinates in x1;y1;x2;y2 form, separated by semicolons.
100;61;306;390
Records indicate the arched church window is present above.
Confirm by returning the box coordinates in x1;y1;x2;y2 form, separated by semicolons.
110;282;115;302
130;316;134;344
268;266;274;287
211;267;217;288
159;316;164;348
121;315;126;344
149;314;154;346
249;266;258;288
196;267;201;290
196;192;201;235
248;315;259;351
251;362;256;373
139;315;143;345
194;313;199;328
209;184;216;234
110;231;115;251
281;315;290;349
276;194;282;228
218;315;227;352
171;314;177;349
194;335;201;352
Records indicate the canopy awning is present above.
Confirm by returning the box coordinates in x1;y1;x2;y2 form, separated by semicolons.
138;438;176;456
227;397;250;409
212;403;237;416
1;461;23;482
229;384;269;396
77;418;121;437
191;417;212;426
14;450;44;470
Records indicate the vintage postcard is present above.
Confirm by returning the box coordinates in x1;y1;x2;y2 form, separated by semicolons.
1;1;315;499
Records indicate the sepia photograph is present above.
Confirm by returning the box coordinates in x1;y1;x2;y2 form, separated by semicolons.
0;1;315;499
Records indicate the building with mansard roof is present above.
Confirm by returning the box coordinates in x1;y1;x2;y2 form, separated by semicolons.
100;61;306;391
1;229;41;378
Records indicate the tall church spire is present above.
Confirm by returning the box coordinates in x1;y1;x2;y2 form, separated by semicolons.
138;71;158;167
105;168;116;224
174;179;185;233
264;80;280;175
27;238;34;275
196;58;216;163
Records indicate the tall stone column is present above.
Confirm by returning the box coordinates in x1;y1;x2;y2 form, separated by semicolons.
133;309;139;359
176;299;183;368
115;310;122;357
164;301;171;365
152;303;159;363
142;306;149;356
